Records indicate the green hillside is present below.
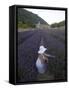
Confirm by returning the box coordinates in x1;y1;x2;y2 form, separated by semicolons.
18;8;48;28
51;20;65;28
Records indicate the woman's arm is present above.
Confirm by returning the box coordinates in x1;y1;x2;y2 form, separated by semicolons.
43;54;48;63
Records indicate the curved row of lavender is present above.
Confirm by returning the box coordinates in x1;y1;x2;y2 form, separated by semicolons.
17;28;65;82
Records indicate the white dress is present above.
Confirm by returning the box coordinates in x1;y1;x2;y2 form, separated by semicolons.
36;57;46;74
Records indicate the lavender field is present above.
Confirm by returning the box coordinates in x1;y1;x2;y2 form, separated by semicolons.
17;28;66;82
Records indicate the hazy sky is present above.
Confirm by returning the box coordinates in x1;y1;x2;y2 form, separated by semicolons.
25;8;65;25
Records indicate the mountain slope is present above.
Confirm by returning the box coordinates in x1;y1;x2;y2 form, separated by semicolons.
51;20;65;28
18;8;48;26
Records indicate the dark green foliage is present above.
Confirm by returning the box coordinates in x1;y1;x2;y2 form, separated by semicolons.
18;22;35;28
51;23;58;28
18;8;48;28
51;20;65;28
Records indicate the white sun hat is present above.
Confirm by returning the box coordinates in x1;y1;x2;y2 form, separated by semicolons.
38;45;47;54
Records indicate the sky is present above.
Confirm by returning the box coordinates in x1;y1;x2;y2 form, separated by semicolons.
25;8;65;25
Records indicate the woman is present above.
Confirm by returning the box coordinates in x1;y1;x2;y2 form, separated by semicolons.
36;45;48;74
